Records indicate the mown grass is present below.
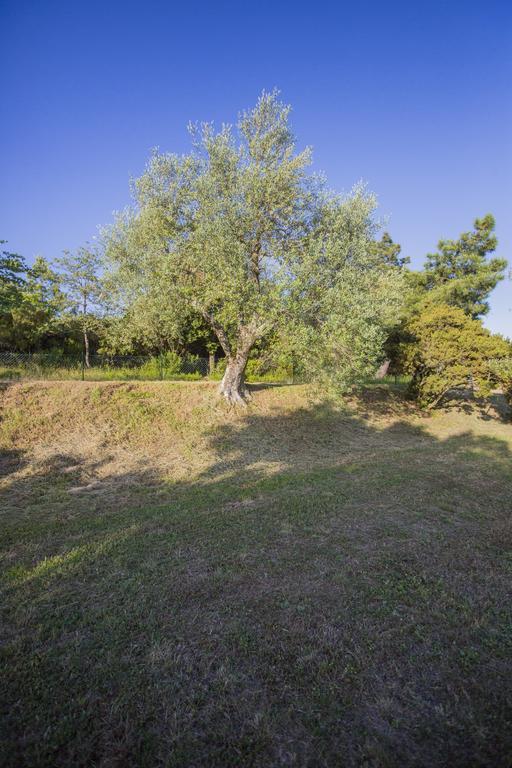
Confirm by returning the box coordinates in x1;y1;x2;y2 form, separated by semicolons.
0;364;394;386
0;381;511;767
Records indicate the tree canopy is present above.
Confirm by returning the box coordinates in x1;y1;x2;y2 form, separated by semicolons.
418;214;506;318
368;232;409;268
404;303;510;407
0;246;64;351
104;91;404;402
55;247;103;366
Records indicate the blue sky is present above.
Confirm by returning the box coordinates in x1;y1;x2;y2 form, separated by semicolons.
1;0;511;336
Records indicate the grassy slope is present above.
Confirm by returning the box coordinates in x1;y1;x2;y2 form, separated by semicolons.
1;381;511;767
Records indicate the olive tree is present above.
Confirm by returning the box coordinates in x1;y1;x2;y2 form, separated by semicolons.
104;92;403;403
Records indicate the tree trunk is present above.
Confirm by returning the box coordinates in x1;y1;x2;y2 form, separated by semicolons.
375;360;390;379
219;353;250;405
84;329;90;368
200;309;264;405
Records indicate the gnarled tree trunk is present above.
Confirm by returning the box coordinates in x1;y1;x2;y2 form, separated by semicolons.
219;352;251;405
201;309;264;405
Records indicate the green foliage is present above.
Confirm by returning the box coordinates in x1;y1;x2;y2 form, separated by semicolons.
489;358;512;407
0;352;205;382
368;232;409;267
0;250;65;350
404;303;510;407
0;242;27;313
55;246;104;340
0;243;26;349
136;351;200;379
104;91;404;396
100;304;214;357
210;356;292;382
384;215;507;384
419;214;507;318
285;194;405;391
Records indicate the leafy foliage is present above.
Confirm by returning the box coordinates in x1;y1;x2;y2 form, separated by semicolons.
384;215;508;389
489;357;512;407
55;247;103;326
55;247;104;363
0;242;26;312
0;248;64;351
404;303;510;407
104;91;404;400
419;214;506;318
368;232;409;267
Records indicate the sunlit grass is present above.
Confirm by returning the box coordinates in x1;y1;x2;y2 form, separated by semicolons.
1;381;511;766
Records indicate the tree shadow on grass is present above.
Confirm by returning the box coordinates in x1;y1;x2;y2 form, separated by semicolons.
433;388;512;423
0;447;27;479
1;397;512;767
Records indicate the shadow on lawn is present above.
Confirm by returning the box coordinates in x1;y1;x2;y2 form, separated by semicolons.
1;397;512;768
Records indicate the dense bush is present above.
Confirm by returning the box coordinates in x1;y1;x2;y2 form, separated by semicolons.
404;304;510;407
138;351;183;379
489;358;512;407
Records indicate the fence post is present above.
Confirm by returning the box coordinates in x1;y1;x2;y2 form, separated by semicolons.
81;349;85;381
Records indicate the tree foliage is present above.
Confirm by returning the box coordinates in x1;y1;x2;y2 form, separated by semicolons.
0;246;64;351
419;214;506;318
404;303;510;407
0;242;26;312
104;91;404;402
384;215;508;388
55;247;104;364
489;357;512;408
368;232;409;268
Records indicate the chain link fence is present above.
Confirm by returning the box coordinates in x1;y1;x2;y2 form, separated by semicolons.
0;351;211;381
0;351;295;383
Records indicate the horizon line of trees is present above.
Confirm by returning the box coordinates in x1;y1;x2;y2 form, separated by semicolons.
2;212;510;405
1;92;511;405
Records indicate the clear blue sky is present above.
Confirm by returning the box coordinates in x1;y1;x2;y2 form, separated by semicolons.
1;0;511;336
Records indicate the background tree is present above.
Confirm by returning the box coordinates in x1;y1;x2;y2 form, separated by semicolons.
387;215;507;381
0;242;26;309
419;214;506;318
1;248;64;351
284;193;405;390
404;303;510;407
0;242;26;348
99;293;214;358
105;91;404;403
56;247;103;366
369;232;409;267
13;256;64;350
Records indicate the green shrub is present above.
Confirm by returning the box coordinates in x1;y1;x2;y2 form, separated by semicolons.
405;304;510;408
209;356;292;383
489;358;512;406
245;358;292;381
210;358;227;381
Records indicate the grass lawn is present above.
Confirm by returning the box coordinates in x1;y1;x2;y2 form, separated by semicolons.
1;381;511;767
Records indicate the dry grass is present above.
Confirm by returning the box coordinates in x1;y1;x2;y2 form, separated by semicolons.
1;381;511;767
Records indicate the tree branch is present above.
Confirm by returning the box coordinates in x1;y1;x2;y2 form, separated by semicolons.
201;309;232;358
